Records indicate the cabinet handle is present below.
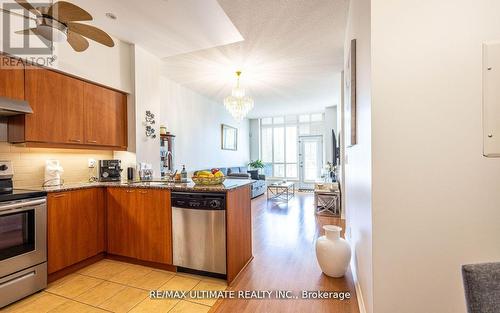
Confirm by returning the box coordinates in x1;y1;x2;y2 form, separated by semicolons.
53;194;66;198
87;140;97;143
125;190;135;193
68;139;81;143
139;191;148;194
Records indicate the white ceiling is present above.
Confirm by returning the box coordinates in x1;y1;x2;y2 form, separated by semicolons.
70;0;244;57
162;0;348;118
1;0;347;118
1;0;244;57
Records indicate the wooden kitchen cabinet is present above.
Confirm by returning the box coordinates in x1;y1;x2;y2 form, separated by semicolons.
107;188;172;264
84;82;127;147
106;187;139;259
12;66;85;144
7;65;127;149
47;188;105;274
136;189;172;263
0;55;24;100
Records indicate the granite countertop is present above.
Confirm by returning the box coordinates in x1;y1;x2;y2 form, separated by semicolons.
40;179;254;193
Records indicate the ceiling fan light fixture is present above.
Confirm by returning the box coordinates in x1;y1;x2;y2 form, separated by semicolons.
36;17;67;42
11;1;114;52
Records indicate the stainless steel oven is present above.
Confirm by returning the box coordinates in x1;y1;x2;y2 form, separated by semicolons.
0;197;47;308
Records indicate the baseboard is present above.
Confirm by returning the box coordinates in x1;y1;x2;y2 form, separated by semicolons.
106;254;177;272
48;253;105;283
346;236;367;313
350;262;367;313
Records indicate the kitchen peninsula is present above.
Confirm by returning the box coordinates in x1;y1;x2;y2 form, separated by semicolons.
43;179;253;286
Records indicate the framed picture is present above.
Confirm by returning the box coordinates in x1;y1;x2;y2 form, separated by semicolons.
221;124;238;150
345;39;357;146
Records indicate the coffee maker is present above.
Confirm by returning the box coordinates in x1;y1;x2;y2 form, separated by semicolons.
99;160;122;182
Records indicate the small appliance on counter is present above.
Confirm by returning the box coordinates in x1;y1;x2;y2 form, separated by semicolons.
127;167;135;181
0;160;48;308
44;159;63;187
99;160;122;182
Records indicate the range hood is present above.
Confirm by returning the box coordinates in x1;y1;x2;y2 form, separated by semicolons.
0;96;33;116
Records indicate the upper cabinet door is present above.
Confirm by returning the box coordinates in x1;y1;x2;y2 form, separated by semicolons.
84;82;127;147
61;75;84;144
25;66;84;144
0;56;24;100
25;66;65;143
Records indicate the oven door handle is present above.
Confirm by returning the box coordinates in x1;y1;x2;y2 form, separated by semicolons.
0;199;46;215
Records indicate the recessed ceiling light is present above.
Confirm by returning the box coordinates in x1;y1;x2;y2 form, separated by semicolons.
105;13;117;20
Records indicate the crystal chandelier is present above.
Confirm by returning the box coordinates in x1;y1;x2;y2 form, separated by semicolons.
224;71;254;121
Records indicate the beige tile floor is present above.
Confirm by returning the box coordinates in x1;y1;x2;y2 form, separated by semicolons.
2;259;227;313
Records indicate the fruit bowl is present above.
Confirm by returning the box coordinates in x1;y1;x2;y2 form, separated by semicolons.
192;176;226;185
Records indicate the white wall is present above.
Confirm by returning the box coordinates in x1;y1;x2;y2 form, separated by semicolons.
132;45;162;175
343;0;373;313
160;77;250;172
54;40;133;93
370;1;500;312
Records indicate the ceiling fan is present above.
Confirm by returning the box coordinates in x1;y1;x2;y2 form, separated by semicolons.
6;0;114;52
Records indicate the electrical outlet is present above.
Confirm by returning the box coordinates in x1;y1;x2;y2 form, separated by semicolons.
88;159;96;168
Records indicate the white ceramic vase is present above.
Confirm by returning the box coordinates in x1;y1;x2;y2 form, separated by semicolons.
315;225;351;278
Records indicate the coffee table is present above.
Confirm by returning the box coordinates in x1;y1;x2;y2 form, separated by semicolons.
267;181;295;202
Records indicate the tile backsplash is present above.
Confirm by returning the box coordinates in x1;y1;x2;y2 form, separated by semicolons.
0;142;113;188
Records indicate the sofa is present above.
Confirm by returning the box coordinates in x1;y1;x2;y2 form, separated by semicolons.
195;166;266;198
462;262;500;313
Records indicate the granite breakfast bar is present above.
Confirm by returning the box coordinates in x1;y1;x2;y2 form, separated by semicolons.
43;179;253;285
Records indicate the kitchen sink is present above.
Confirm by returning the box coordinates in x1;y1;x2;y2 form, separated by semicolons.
128;181;173;186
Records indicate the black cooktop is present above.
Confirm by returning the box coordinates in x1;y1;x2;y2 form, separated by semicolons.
0;189;47;202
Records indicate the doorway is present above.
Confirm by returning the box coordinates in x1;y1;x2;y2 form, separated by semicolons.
299;135;323;189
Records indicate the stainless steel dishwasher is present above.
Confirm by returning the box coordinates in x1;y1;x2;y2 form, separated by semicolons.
171;192;226;276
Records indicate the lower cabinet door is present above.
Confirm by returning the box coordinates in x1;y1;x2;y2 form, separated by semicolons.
48;192;73;274
106;188;138;258
48;189;103;274
135;189;172;264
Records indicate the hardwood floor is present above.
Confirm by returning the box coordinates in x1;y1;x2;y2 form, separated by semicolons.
213;192;359;313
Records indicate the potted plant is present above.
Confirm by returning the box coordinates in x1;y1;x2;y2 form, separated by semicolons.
248;160;265;175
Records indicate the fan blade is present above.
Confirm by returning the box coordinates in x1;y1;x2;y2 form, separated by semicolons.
35;6;50;15
14;0;40;16
15;28;38;35
15;27;52;41
67;22;114;47
47;1;92;23
67;31;89;52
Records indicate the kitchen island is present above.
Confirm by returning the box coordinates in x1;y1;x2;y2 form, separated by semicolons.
42;179;253;285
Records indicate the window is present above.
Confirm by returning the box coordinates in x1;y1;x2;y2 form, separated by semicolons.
311;113;323;122
261;128;273;162
260;113;323;179
273;117;284;124
299;114;310;123
261;117;273;125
